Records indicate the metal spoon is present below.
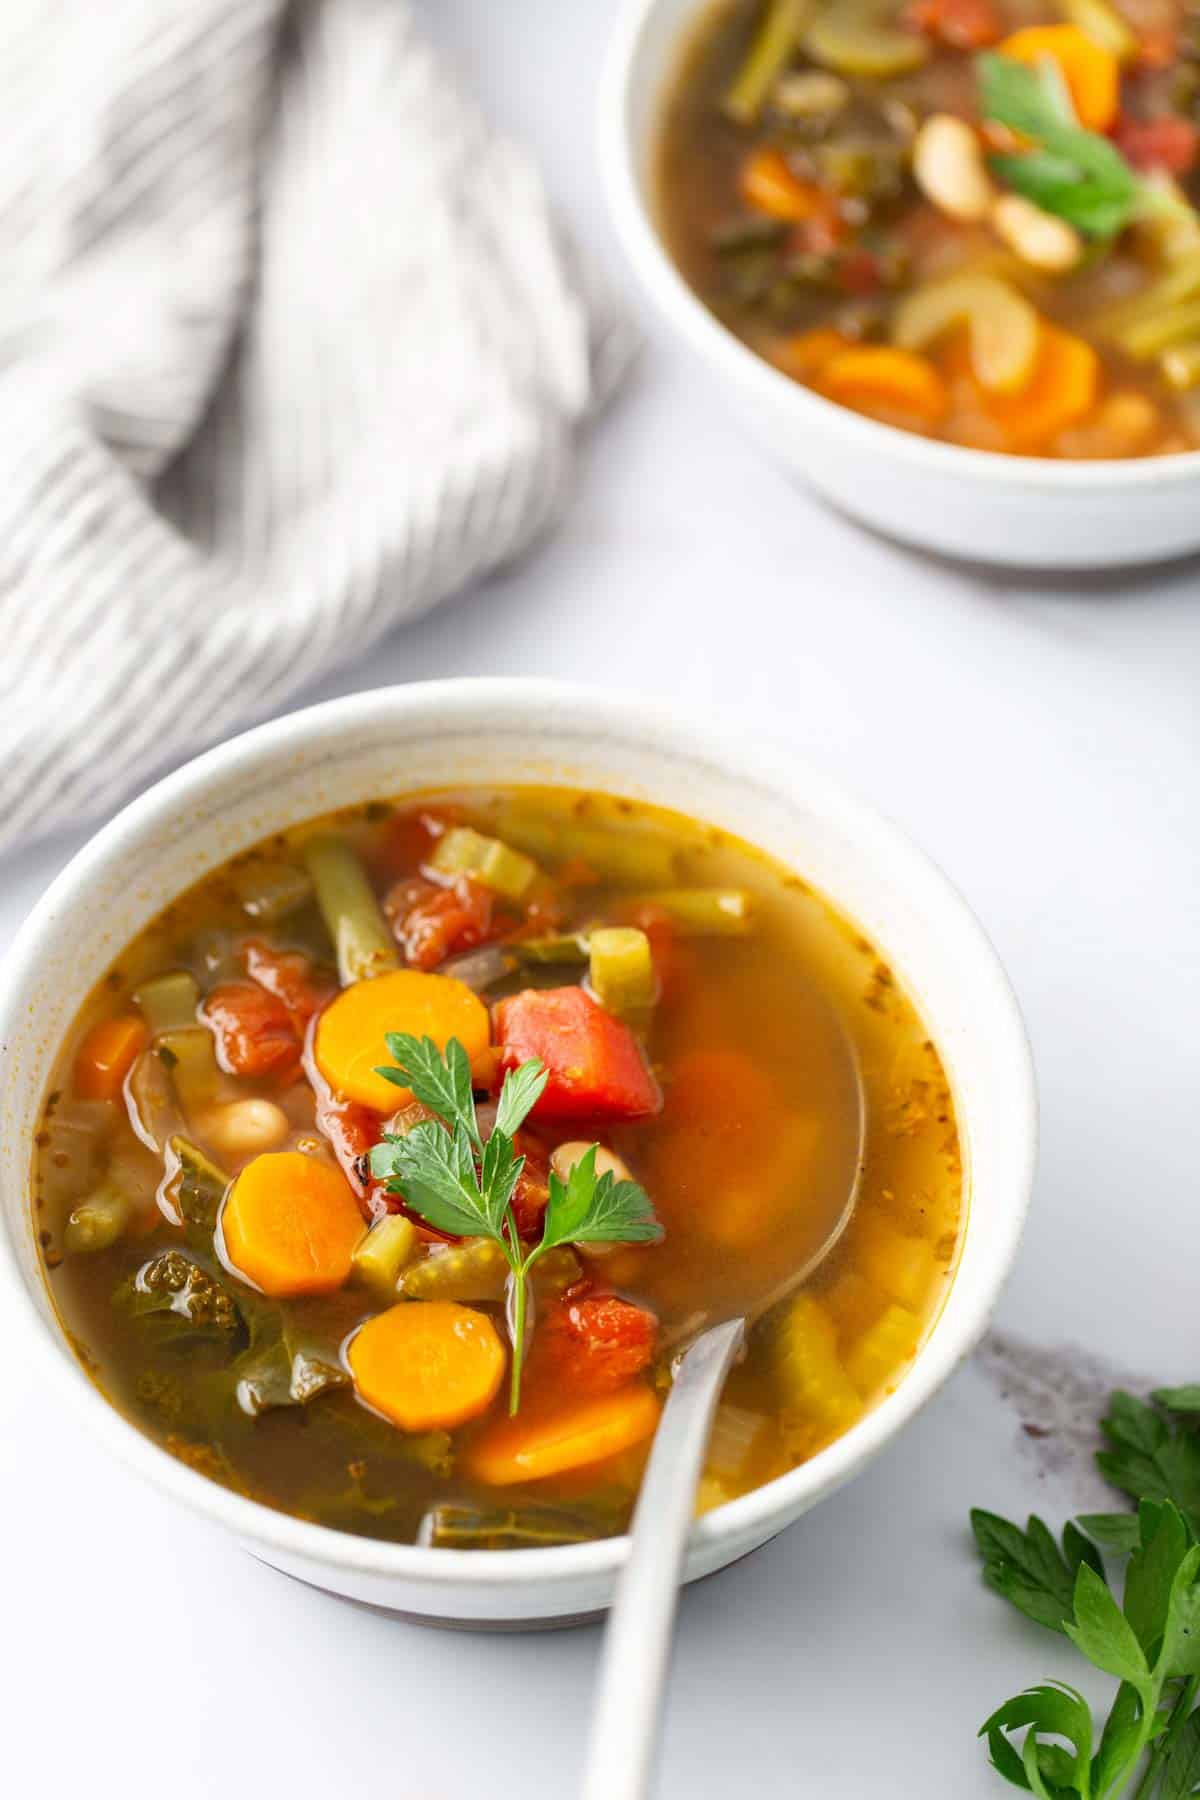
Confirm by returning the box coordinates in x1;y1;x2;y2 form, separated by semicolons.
580;1059;865;1800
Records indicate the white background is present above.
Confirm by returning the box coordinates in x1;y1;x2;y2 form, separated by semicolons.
3;1;1199;1793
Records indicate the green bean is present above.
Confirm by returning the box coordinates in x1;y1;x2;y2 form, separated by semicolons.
1119;298;1200;360
724;0;811;125
492;810;679;887
352;1214;418;1301
64;1181;132;1254
512;932;591;966
623;889;755;936
231;858;312;922
427;826;538;900
418;1502;601;1551
302;834;399;986
589;927;656;1023
132;971;199;1036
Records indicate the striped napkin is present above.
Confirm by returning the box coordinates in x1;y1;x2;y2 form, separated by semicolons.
0;0;631;856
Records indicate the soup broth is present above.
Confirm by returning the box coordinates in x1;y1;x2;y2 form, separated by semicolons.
34;788;962;1548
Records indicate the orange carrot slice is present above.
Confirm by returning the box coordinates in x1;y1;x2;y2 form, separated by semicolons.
769;328;854;383
465;1385;661;1486
314;968;489;1112
74;1014;149;1102
959;322;1100;450
816;346;949;429
998;26;1119;131
739;147;834;222
348;1301;506;1432
222;1150;363;1297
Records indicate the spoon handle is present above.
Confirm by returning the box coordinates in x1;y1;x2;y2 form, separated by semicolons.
580;1316;747;1800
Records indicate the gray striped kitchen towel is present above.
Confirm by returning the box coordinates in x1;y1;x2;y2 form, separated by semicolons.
0;0;632;856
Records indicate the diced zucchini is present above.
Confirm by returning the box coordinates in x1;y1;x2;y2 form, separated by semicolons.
159;1028;224;1118
845;1303;921;1396
231;858;313;922
428;826;538;900
63;1181;132;1254
855;1218;935;1310
623;889;755;936
588;927;655;1022
767;1292;861;1447
302;834;399;986
132;971;199;1036
705;1403;773;1484
352;1213;418;1301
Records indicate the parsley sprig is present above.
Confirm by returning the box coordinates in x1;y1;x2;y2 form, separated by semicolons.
972;1387;1200;1798
977;53;1191;241
368;1034;663;1413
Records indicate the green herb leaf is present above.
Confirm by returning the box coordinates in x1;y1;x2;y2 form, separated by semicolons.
378;1032;480;1149
1078;1513;1145;1554
494;1058;549;1139
377;1120;495;1242
1156;1389;1200;1416
1126;1502;1191;1658
981;1683;1093;1799
1065;1563;1150;1687
1091;1683;1148;1798
538;1147;664;1258
1158;1707;1200;1799
977;51;1142;239
1160;1548;1200;1679
971;1509;1086;1634
1097;1392;1200;1536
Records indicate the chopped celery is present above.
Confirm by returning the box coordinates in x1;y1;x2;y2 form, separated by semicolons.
428;826;538;900
624;888;755;936
302;834;399;986
845;1302;921;1396
724;0;811;124
352;1213;418;1301
63;1181;132;1254
159;1027;224;1117
231;858;312;922
132;971;199;1036
1120;298;1200;360
767;1292;860;1441
160;1135;229;1248
418;1501;600;1550
705;1404;773;1483
588;927;655;1022
1094;254;1200;335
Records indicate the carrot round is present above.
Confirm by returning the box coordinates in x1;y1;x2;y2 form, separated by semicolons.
964;322;1099;450
75;1014;149;1102
465;1384;661;1486
998;25;1119;131
769;328;854;383
314;968;490;1112
816;346;948;429
739;147;833;222
222;1150;363;1297
348;1301;506;1432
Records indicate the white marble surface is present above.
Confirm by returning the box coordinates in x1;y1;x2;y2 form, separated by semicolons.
4;2;1200;1793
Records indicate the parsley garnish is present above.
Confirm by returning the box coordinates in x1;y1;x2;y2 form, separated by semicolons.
977;53;1189;241
972;1386;1200;1797
368;1034;663;1413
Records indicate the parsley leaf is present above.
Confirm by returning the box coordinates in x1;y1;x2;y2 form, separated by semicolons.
971;1509;1102;1634
1158;1707;1200;1799
977;52;1143;239
1097;1392;1200;1537
369;1035;663;1412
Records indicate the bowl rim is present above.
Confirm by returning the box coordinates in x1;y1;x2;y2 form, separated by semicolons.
597;0;1200;494
0;677;1037;1591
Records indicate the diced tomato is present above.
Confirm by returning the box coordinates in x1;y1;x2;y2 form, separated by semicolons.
510;1134;551;1239
492;988;663;1122
202;983;300;1081
384;874;494;971
528;1295;658;1398
375;806;463;881
244;940;335;1031
1116;115;1199;174
905;0;1001;49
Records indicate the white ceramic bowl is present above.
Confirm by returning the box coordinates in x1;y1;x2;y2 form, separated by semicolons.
0;679;1035;1625
599;0;1200;569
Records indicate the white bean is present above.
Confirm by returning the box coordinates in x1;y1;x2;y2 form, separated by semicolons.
990;194;1083;272
199;1098;290;1158
912;115;995;222
550;1140;633;1184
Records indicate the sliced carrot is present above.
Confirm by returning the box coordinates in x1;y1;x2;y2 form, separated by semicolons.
465;1384;661;1486
739;147;833;223
998;26;1119;131
74;1014;149;1102
222;1149;363;1297
313;967;489;1112
953;322;1100;451
816;346;948;429
348;1301;505;1432
769;328;854;383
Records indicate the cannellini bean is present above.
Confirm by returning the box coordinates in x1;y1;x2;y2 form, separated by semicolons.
912;115;995;223
550;1140;633;1184
198;1098;290;1158
990;194;1083;273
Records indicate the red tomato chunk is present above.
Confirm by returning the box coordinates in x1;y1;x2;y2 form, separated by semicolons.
202;983;300;1080
385;875;494;972
492;987;662;1122
529;1294;658;1397
1116;117;1199;175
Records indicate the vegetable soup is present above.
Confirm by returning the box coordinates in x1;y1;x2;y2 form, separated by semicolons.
658;0;1200;457
34;790;962;1549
